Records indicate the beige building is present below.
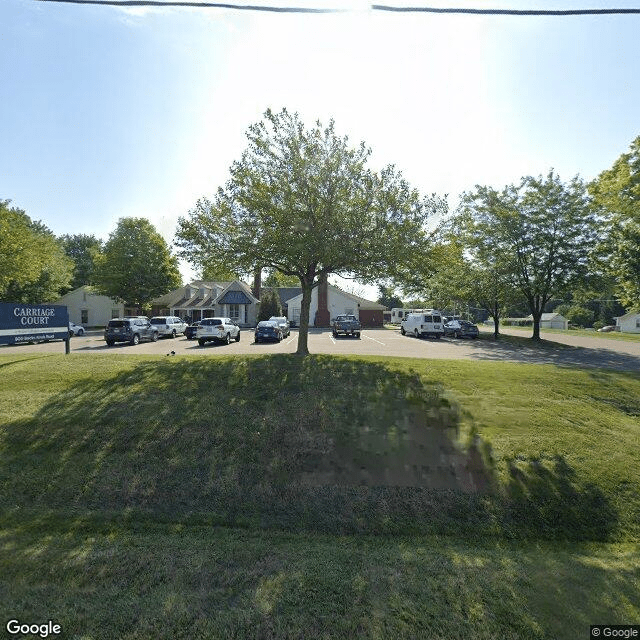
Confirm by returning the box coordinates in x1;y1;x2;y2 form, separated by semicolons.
53;286;126;328
151;280;260;327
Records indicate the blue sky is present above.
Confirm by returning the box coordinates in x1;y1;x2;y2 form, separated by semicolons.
2;0;640;293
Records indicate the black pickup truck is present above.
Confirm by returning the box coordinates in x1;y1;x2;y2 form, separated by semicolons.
331;314;361;338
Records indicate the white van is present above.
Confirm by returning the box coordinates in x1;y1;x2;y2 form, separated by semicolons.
400;310;445;339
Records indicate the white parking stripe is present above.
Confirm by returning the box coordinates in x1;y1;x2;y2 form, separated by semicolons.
286;335;296;345
329;333;336;344
363;334;386;346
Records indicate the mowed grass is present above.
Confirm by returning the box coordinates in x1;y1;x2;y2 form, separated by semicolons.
492;324;640;342
0;352;639;639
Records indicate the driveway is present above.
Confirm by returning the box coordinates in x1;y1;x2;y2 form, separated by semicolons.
3;327;640;371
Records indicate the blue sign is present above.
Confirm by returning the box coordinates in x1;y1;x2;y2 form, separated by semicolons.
0;303;69;346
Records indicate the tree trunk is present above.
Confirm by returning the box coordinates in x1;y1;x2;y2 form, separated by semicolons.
296;283;313;355
493;315;500;339
531;312;542;340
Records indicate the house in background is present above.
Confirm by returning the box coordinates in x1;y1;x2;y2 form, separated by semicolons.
283;277;386;327
615;311;640;333
151;280;259;327
526;312;569;330
53;286;126;328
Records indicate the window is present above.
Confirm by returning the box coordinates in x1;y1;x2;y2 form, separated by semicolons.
111;309;120;319
636;318;640;329
229;304;240;320
81;310;88;324
345;308;354;315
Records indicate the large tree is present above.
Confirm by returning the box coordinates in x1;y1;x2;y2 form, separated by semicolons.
460;172;596;340
175;108;442;354
588;135;640;309
0;200;73;303
94;217;182;309
60;233;104;290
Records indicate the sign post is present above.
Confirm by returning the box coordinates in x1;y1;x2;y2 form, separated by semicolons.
0;303;70;352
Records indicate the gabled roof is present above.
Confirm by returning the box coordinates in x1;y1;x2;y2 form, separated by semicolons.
151;280;256;309
615;310;640;320
526;313;567;321
285;283;385;309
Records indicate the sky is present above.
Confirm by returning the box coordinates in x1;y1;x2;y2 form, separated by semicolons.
2;0;640;299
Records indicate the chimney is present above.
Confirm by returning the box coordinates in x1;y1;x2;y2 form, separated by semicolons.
252;268;261;300
315;274;330;327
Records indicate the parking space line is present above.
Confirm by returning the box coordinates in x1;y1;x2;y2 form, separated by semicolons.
285;335;296;345
329;333;336;344
363;334;386;346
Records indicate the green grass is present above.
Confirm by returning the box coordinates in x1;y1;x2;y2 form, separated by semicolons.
1;353;639;638
492;324;640;342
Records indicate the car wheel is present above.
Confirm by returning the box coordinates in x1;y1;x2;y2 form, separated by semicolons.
435;333;441;339
278;333;282;342
414;329;419;338
225;333;231;345
235;331;241;342
106;339;114;346
256;337;261;344
198;339;205;347
130;334;140;346
400;326;406;335
78;328;84;336
152;332;159;342
355;332;361;339
454;331;460;339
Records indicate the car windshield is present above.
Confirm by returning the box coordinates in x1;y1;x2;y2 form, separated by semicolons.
150;318;166;324
257;321;277;328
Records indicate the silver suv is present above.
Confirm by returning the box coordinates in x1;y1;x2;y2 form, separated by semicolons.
196;317;241;346
150;316;188;338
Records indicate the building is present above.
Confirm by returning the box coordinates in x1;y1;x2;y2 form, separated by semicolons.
283;277;386;327
151;280;259;327
615;311;640;334
53;286;127;328
526;313;569;330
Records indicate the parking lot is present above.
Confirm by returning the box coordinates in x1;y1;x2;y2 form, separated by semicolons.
5;326;640;371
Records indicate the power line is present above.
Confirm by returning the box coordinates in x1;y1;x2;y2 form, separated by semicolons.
31;1;640;15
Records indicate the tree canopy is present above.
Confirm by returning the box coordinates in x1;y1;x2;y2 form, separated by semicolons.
459;172;596;339
176;108;443;354
94;217;182;308
0;200;73;303
589;135;640;310
60;233;104;291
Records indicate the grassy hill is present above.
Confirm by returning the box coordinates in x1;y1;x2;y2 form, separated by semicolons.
1;352;639;638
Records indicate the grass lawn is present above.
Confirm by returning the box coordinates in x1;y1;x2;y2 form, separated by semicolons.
1;353;639;639
491;324;640;343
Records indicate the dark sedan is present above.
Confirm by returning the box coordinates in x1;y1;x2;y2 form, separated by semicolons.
444;319;479;339
184;321;201;340
254;320;283;343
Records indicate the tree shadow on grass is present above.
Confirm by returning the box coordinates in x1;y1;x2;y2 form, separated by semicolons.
466;333;640;371
0;354;619;540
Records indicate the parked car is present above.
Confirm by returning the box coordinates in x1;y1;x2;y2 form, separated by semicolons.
104;318;159;346
255;320;283;343
184;321;201;340
268;316;291;337
68;321;85;336
400;311;444;339
196;317;240;346
332;314;361;338
597;325;616;332
444;319;479;339
150;316;188;338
